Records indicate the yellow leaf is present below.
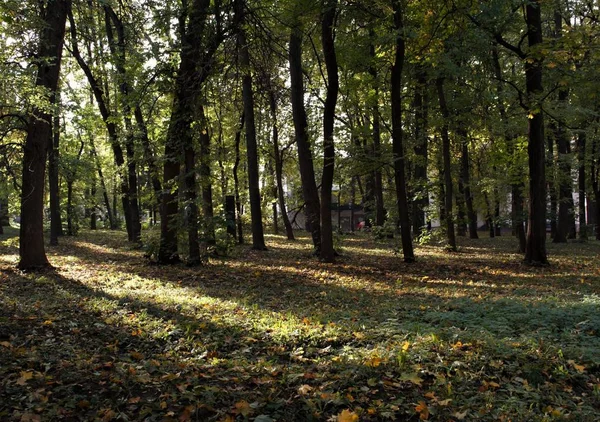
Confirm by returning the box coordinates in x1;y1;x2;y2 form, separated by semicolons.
337;409;359;422
401;341;411;351
415;401;429;420
400;372;423;386
365;356;382;367
16;371;33;385
160;401;167;409
42;320;53;326
0;341;11;348
438;399;452;406
234;400;252;417
130;351;144;360
424;392;437;400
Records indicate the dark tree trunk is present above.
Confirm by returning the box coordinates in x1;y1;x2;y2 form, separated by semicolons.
49;105;63;246
436;78;457;251
90;136;116;229
90;182;97;230
199;106;215;244
494;194;501;236
524;0;548;265
68;11;131;238
391;0;415;262
19;0;70;270
134;106;162;214
105;6;141;244
456;179;467;236
158;0;217;264
184;146;201;265
320;0;339;263
459;129;478;238
269;90;294;240
369;29;385;227
484;192;495;238
289;24;321;254
236;0;266;251
412;68;428;236
492;47;525;251
0;197;8;227
233;113;245;244
547;127;558;238
67;181;74;236
553;94;574;244
350;177;356;232
578;132;587;239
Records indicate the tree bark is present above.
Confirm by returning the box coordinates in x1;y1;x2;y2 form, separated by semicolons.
198;105;215;245
289;23;321;255
184;145;201;265
391;0;415;262
236;0;266;250
578;132;587;239
19;0;70;270
524;0;548;265
436;78;457;251
320;0;339;263
233;113;245;244
412;67;428;236
525;0;548;265
90;136;116;229
49;103;63;245
492;47;525;251
269;89;295;240
369;29;385;227
458;129;478;238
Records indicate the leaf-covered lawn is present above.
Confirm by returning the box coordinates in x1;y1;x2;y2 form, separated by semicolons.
1;227;599;421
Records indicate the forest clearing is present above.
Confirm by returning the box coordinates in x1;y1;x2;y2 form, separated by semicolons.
1;228;599;421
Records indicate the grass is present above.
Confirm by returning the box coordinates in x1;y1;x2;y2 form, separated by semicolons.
1;226;599;421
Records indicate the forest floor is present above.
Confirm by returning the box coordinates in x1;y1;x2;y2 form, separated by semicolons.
1;226;599;421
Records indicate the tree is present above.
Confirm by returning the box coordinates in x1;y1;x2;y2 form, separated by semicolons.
390;0;414;262
18;0;71;270
319;0;339;263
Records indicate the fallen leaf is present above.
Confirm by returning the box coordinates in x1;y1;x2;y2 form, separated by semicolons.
337;409;359;422
234;400;252;417
16;371;33;385
400;372;423;386
415;401;429;420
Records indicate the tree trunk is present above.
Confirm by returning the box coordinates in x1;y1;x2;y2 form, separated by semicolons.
369;29;385;227
199;106;215;244
233;113;245;244
459;129;478;238
68;11;131;239
18;0;70;270
436;78;457;251
289;23;321;255
391;0;415;262
49;104;63;245
0;196;8;227
524;0;548;265
90;136;116;229
269;90;294;240
578;132;587;240
456;179;467;236
184;146;201;265
492;47;525;251
412;67;428;236
320;0;339;263
158;0;217;264
236;0;266;251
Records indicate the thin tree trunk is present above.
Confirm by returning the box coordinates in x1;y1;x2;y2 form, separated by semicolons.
412;67;428;236
233;113;245;244
459;129;478;238
19;0;70;270
49;102;63;245
199;105;215;244
90;136;116;229
391;0;415;262
492;47;525;251
436;77;457;251
320;0;339;263
269;89;294;240
236;0;266;250
578;132;587;239
369;29;385;227
184;145;201;265
289;23;321;254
